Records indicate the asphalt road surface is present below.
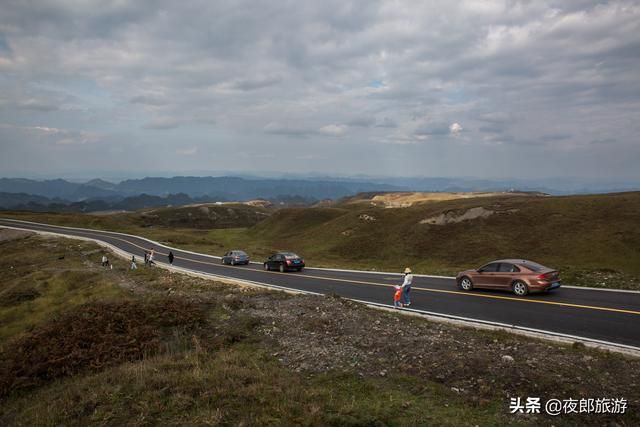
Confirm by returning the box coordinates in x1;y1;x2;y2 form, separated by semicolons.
2;218;640;350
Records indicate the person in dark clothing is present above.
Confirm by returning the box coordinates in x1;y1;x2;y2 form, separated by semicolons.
144;251;149;265
168;251;175;265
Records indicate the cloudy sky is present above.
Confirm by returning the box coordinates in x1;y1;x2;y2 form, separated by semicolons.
1;0;639;181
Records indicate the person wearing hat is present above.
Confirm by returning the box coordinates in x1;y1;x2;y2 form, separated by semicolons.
401;267;413;307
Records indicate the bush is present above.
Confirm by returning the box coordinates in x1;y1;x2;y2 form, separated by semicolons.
0;299;206;398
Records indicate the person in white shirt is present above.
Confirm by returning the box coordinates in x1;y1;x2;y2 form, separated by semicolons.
401;267;413;307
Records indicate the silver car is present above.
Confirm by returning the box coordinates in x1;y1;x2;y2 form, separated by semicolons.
221;250;250;265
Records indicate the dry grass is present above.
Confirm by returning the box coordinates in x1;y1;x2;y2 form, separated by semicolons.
0;299;206;398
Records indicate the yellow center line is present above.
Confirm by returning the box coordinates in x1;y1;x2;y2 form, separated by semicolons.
23;224;640;317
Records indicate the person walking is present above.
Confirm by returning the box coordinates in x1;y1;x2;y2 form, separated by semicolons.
101;255;108;267
131;255;137;270
168;251;174;265
148;248;155;266
393;285;403;309
144;251;149;265
401;267;413;307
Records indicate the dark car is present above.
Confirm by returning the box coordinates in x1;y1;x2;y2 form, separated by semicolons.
221;250;250;265
456;259;561;296
264;252;305;272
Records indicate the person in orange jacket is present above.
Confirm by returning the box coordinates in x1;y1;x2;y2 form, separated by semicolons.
393;285;403;309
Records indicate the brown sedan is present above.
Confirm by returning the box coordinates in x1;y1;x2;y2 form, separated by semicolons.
456;259;561;296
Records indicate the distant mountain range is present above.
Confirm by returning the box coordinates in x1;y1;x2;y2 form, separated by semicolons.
0;176;403;212
0;175;638;213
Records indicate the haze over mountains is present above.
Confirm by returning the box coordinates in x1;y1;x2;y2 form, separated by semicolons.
0;175;638;212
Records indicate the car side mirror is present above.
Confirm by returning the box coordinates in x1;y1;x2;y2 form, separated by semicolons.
477;269;483;273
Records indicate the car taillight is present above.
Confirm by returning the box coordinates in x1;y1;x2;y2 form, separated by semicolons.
286;260;291;265
537;272;553;280
301;259;304;264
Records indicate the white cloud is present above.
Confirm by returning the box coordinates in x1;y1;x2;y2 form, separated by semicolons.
12;124;101;145
449;122;463;135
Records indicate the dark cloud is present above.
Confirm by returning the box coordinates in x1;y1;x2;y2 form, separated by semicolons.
479;125;504;134
591;138;617;145
347;117;376;127
231;76;282;91
414;123;451;137
144;117;180;130
263;122;313;137
130;95;168;106
540;133;572;142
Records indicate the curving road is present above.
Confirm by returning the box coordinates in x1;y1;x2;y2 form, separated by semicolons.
2;218;640;351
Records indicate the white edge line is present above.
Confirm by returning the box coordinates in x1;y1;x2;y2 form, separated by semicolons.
2;218;640;295
4;223;640;359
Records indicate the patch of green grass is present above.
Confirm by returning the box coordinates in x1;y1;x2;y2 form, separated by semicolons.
0;236;128;341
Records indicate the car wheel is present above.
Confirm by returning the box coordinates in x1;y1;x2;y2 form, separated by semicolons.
512;280;529;296
263;263;269;271
459;276;473;291
279;264;285;273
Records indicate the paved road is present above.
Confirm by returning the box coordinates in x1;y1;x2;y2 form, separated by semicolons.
2;218;640;350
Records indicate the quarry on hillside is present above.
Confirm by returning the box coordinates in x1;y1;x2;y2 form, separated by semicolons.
346;191;544;208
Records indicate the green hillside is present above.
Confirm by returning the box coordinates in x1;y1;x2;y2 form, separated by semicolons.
246;192;640;287
134;203;271;229
3;191;640;289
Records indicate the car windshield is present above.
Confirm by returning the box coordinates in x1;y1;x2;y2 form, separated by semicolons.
234;251;247;256
283;253;299;259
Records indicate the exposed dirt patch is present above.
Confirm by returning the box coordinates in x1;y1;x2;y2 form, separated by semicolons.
248;294;640;417
420;206;494;225
419;207;521;225
368;192;538;208
0;229;33;243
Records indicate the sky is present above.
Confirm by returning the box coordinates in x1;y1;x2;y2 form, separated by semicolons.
0;0;639;181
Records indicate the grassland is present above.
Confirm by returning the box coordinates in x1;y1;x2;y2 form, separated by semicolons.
2;191;640;290
1;230;639;425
